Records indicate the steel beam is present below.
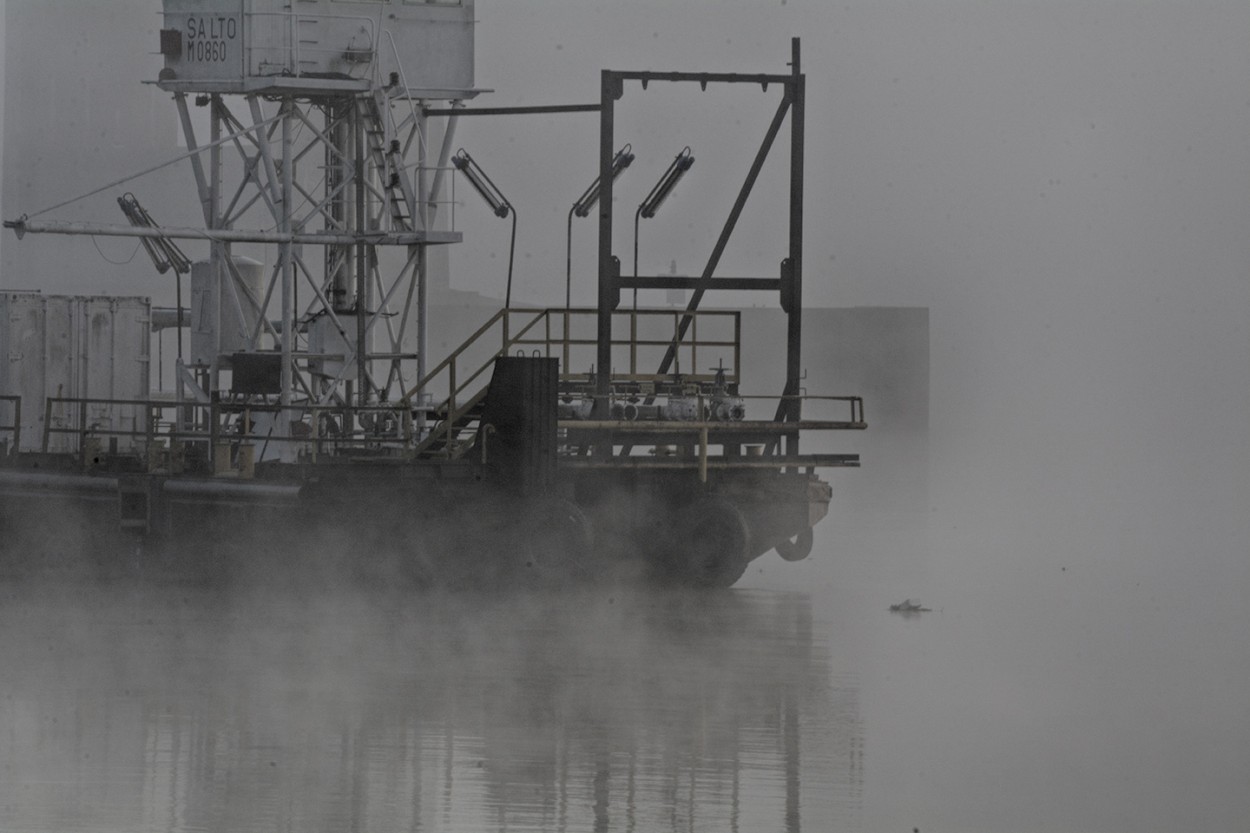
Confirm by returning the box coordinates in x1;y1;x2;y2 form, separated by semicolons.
422;103;600;117
2;219;458;247
556;456;859;470
614;71;792;87
559;420;866;433
620;276;781;291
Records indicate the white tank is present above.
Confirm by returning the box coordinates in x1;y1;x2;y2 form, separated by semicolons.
158;0;475;97
190;256;264;366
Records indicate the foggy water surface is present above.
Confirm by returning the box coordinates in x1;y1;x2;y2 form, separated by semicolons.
0;582;859;833
3;518;1249;833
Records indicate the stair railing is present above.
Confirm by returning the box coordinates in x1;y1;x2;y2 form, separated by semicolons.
404;308;546;410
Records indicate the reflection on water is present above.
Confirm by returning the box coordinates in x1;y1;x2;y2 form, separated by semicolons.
0;584;861;832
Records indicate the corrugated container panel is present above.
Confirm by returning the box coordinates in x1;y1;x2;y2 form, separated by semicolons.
0;293;151;453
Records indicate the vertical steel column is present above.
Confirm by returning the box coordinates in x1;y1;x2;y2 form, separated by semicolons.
208;97;223;393
785;39;805;453
329;101;352;306
209;96;222;237
280;101;295;407
595;72;620;424
416;105;429;406
174;92;216;391
355;95;370;405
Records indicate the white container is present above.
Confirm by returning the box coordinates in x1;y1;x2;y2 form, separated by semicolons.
158;0;475;97
0;293;151;452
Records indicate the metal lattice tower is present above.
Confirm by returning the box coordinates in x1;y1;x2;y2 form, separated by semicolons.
152;1;477;417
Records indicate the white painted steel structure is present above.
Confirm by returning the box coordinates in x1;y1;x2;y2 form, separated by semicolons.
149;0;478;437
1;0;481;451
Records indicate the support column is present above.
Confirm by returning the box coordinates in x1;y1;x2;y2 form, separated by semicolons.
416;104;429;404
209;96;223;395
328;100;353;308
595;71;620;427
785;39;805;453
355;96;369;405
280;100;294;407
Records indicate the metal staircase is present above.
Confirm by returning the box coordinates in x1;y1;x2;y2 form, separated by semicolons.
412;388;490;459
406;309;552;460
403;307;753;461
359;90;418;232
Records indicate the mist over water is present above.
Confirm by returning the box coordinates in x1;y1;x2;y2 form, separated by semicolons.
5;505;1246;833
0;582;860;833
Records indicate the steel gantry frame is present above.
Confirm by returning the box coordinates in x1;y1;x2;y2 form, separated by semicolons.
167;87;462;411
593;40;807;458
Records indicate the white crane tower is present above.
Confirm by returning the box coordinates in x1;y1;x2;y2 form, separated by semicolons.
156;0;476;431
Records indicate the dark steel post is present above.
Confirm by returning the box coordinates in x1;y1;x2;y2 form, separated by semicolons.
595;71;619;427
566;206;576;311
785;39;805;453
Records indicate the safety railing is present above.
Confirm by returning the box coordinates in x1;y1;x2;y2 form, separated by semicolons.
0;395;21;455
39;397;428;472
556;392;866;481
31;385;863;476
31;306;858;472
405;307;741;413
529;308;741;386
555;392;864;434
736;393;865;425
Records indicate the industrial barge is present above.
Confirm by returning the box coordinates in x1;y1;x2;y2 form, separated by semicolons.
0;0;865;587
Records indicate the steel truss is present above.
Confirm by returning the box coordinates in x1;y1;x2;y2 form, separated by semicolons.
167;86;462;417
6;81;464;434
